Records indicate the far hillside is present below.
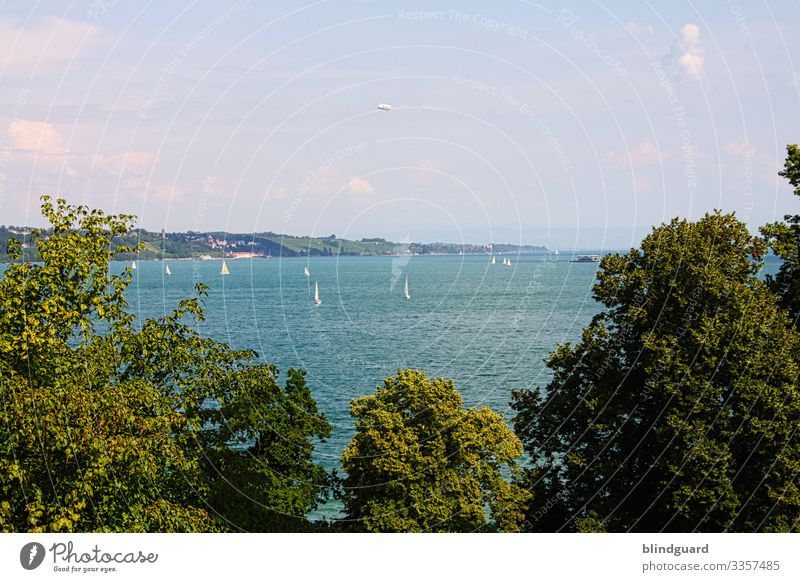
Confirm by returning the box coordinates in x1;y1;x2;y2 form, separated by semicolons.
0;226;549;262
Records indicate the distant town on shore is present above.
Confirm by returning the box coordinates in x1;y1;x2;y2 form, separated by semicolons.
0;225;549;262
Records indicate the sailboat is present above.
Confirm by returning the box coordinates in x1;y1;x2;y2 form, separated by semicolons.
220;259;229;276
490;256;496;265
304;266;310;277
507;258;512;266
403;274;411;300
161;230;171;276
131;261;137;270
314;281;322;305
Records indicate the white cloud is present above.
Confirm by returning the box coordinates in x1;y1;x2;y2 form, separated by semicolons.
8;120;65;154
347;176;373;195
0;17;104;74
7;122;154;179
678;23;705;80
606;142;671;166
681;23;701;48
627;21;654;36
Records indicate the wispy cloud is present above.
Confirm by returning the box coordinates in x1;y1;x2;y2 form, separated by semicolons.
8;120;65;154
347;176;373;195
678;23;705;80
0;17;105;75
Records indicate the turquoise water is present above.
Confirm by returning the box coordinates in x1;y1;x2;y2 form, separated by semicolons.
122;253;604;469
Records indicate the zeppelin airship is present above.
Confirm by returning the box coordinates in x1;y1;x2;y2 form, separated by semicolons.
377;103;392;111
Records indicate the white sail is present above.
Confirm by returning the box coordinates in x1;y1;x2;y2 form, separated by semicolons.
131;261;137;270
220;260;229;275
403;274;410;300
490;256;496;264
314;281;322;305
304;266;310;277
507;258;512;266
165;265;172;276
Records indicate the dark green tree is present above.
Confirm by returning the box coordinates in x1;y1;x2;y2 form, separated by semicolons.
340;369;530;532
513;212;800;532
761;144;800;317
0;197;332;532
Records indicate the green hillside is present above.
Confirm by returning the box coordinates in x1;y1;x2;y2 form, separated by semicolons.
0;226;548;262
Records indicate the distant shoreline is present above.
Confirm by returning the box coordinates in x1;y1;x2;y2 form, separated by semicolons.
109;250;608;263
0;225;554;262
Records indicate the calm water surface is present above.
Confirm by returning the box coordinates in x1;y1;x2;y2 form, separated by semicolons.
123;254;604;467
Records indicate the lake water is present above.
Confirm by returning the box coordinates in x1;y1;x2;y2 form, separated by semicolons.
123;254;605;466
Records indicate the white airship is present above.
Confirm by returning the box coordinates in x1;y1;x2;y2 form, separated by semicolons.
377;103;392;111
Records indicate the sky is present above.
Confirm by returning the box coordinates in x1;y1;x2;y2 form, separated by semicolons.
1;0;799;249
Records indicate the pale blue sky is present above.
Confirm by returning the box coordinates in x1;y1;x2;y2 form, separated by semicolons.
1;1;799;248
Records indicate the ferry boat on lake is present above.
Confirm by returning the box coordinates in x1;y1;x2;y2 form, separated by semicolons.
570;254;600;263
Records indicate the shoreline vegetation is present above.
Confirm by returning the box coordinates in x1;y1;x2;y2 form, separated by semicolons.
0;225;548;263
2;144;800;533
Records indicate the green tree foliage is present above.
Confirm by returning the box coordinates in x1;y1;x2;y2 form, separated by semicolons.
0;198;332;532
513;212;800;532
340;369;530;532
761;144;800;317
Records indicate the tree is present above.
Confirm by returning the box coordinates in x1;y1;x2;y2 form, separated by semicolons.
0;197;332;532
512;212;800;532
761;144;800;317
339;369;530;532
